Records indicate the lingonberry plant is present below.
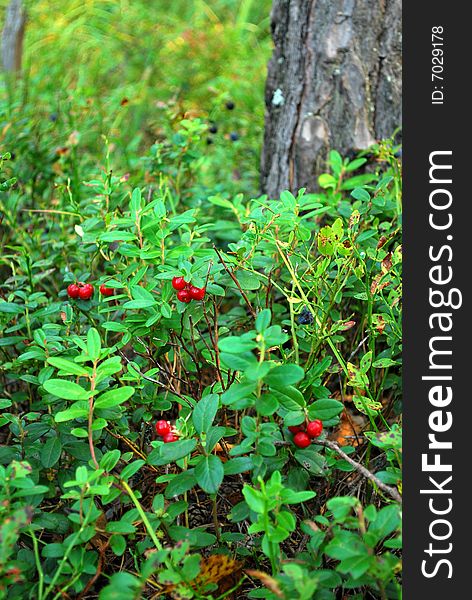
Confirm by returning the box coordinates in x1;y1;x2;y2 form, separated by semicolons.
1;34;402;595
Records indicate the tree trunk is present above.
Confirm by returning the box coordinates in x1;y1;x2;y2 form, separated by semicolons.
261;0;401;198
1;0;26;73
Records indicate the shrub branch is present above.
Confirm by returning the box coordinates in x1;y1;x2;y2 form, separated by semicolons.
317;438;402;503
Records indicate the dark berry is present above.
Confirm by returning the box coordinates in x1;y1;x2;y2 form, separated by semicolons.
155;420;171;437
230;132;239;142
288;425;304;434
306;420;323;438
206;137;214;145
297;307;314;325
177;289;192;303
78;283;94;300
189;286;206;301
99;284;114;297
209;123;218;134
225;100;235;110
293;431;311;448
172;276;187;291
67;283;80;299
163;432;178;443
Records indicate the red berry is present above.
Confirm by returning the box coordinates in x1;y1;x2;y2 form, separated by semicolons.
288;425;304;434
99;284;114;297
189;286;206;301
306;420;323;438
78;283;94;300
67;283;80;299
177;289;191;303
172;276;187;291
163;432;178;443
293;431;311;448
155;420;171;437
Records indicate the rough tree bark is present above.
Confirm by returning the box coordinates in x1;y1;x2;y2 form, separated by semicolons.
261;0;401;197
1;0;26;73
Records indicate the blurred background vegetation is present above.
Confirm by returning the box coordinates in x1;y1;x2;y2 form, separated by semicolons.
1;0;272;196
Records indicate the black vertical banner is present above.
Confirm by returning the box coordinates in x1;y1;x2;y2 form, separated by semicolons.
404;2;468;598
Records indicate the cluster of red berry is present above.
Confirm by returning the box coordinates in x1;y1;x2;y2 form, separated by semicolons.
172;276;206;304
66;282;114;301
289;419;323;448
66;282;94;301
155;420;178;443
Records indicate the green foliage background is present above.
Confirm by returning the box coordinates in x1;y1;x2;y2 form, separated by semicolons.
0;2;402;599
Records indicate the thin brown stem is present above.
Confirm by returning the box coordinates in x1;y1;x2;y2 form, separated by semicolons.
317;439;402;503
213;245;256;317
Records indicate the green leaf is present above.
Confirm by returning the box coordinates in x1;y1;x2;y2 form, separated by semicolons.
341;174;377;190
221;382;257;406
100;449;121;471
294;447;327;475
181;554;201;581
264;364;304;387
120;460;145;481
194;455;224;494
327;496;359;519
160;303;172;319
95;386;134;409
360;351;373;373
164;471;197;498
255;393;278;416
43;379;90;400
130;187;142;215
329;150;343;176
100;231;137;242
87;328;101;361
235;271;261;290
280;489;316;504
242;485;265;513
41;437;62;467
47;357;89;376
205;426;226;451
353;395;382;416
148;439;197;466
271;385;306;411
325;530;369;561
245;361;272;381
309;398;344;421
223;457;253;475
346;158;367;172
123;299;157;309
338;554;373;578
55;404;89;422
220;351;257;371
351;187;371;202
218;336;257;353
318;173;337;189
110;534;127;556
106;522;136;534
42;543;65;558
96;357;123;380
255;309;271;332
372;358;399;368
192;394;218;435
317;225;335;256
368;505;401;538
0;302;24;314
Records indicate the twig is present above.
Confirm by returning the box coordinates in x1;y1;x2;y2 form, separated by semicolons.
348;335;369;361
118;350;162;386
317;439;402;503
213;245;256;317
